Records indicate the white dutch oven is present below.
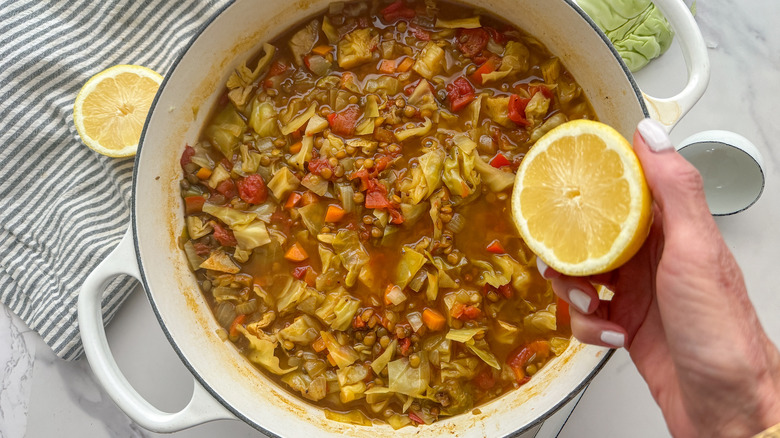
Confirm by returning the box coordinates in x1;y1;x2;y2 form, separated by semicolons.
78;0;709;436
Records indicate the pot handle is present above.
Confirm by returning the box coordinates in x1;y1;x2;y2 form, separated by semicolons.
641;0;710;131
78;227;235;432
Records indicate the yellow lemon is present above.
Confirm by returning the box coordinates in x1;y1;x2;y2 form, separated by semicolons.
511;119;652;276
73;64;162;157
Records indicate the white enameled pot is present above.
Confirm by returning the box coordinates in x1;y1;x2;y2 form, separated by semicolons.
78;0;709;436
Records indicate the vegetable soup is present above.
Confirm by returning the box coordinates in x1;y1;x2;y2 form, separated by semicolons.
178;0;595;428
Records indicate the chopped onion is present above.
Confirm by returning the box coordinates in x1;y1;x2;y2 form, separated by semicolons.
236;299;259;315
407;312;424;332
386;285;407;306
445;212;466;233
408;268;428;292
215;302;237;328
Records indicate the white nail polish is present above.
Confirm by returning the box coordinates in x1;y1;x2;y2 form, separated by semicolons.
637;118;674;153
600;330;625;348
536;257;550;279
568;288;591;313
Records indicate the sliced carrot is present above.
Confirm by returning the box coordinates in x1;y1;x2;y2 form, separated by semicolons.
195;167;212;179
378;59;396;74
422;308;446;331
301;190;319;206
289;141;302;154
229;314;246;339
325;204;347;222
486;239;506;254
284;192;302;209
284;242;309;262
312;45;333;56
397;57;414;72
312;336;327;353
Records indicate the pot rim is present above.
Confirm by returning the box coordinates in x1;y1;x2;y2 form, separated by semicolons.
131;0;643;435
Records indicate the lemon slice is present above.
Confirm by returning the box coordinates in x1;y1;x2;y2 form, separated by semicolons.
73;64;162;157
511;119;652;276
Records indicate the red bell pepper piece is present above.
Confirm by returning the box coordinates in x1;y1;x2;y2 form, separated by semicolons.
489;152;511;168
446;77;476;112
508;94;532;126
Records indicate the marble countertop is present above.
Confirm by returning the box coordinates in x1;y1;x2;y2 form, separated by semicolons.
2;1;779;437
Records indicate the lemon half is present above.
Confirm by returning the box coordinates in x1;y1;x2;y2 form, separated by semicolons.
511;119;652;276
73;64;162;157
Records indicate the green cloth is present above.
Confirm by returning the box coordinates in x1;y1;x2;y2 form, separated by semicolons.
579;0;674;72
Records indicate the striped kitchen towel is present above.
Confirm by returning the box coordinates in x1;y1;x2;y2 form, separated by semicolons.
0;0;231;360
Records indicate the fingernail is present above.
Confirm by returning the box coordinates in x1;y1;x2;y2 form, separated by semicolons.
536;257;550;279
568;288;591;313
600;330;625;348
637;118;674;153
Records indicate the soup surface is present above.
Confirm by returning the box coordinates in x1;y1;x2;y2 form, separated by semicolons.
178;0;596;428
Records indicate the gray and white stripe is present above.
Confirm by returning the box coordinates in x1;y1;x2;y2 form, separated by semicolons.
0;0;231;360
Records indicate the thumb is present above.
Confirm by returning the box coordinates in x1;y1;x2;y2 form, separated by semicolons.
633;119;712;228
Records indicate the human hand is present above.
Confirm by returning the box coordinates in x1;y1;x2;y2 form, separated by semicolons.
538;119;780;438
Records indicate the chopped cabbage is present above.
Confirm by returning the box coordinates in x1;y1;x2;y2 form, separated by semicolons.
305;114;329;136
332;230;370;288
413;42;445;79
232;220;271;250
266;167;301;201
439;357;480;381
239;144;262;174
298;200;325;236
434;16;481;28
315;290;361;331
407;80;439;113
467;339;501;369
277;314;320;345
483;96;512;128
474;154;515;192
206;163;230;189
446;327;485;343
236;326;295;375
524;304;557;333
340;382;367;403
371;339;397;374
322;15;339;44
394;117;433;141
525;91;550;126
337;363;369;386
320;331;360;369
324;409;372;426
202;203;256;227
300;172;329;196
418;148;445;198
205;104;246;158
530;112;568;142
249;100;279;137
226;43;276;89
289;19;320;66
395;247;427;290
289;135;314;170
387;353;430;397
364;76;400;95
365;94;380;118
186;216;212;240
281;102;318;135
276;278;316;314
338;28;374;69
183;241;205;271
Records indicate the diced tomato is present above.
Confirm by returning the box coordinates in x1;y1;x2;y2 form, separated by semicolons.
508;94;532;126
268;60;288;77
212;222;237;247
381;0;416;22
219;158;233;172
409;24;431;41
327;105;360;136
450;302;482;321
307;157;334;178
193;242;211;257
408;411;425;425
446;77;476;112
374;126;396;143
180;145;195;168
474;368;496;391
399;337;412;356
184;195;205;214
456;27;490;58
486;239;506;254
215;179;237;199
489;152;511;168
530;84;554;99
557;297;571;327
292;266;309;280
236;174;267;204
497;284;513;299
470;55;500;85
507;341;551;384
364;178;404;224
484;26;507;44
352;315;367;329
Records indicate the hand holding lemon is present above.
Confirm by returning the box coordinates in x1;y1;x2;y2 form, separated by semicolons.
519;118;780;438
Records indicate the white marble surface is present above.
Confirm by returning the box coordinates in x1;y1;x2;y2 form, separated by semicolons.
2;1;779;437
